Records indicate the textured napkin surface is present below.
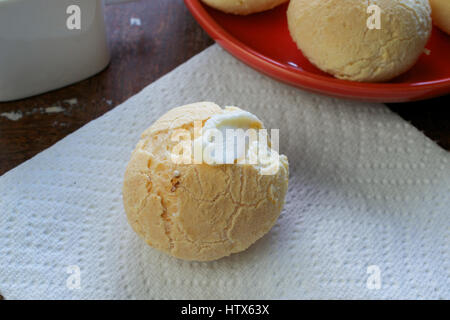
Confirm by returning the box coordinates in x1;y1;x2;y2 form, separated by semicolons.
0;45;449;299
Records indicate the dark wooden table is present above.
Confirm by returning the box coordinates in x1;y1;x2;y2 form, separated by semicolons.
0;0;448;176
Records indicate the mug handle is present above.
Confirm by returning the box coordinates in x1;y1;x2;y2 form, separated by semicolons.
105;0;137;4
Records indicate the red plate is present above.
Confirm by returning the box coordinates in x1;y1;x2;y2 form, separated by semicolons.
185;0;450;102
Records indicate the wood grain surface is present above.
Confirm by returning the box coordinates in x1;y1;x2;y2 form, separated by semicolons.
0;0;448;176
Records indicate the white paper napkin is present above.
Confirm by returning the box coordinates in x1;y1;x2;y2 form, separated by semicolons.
0;45;448;300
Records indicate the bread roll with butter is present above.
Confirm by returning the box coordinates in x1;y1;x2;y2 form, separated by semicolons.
123;102;289;261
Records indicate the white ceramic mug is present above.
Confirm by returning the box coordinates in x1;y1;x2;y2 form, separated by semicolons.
0;0;135;102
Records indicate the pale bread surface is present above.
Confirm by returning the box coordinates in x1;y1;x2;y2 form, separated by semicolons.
287;0;432;82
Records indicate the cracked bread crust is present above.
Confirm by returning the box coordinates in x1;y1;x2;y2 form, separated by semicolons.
201;0;288;15
123;102;289;261
287;0;432;82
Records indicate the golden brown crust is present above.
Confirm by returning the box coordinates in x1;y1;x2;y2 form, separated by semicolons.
123;102;289;261
142;102;223;136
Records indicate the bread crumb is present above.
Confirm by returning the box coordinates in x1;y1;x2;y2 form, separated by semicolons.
63;98;78;106
0;111;23;121
45;106;64;114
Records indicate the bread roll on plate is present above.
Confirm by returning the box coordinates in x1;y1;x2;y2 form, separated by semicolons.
201;0;288;15
287;0;432;82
